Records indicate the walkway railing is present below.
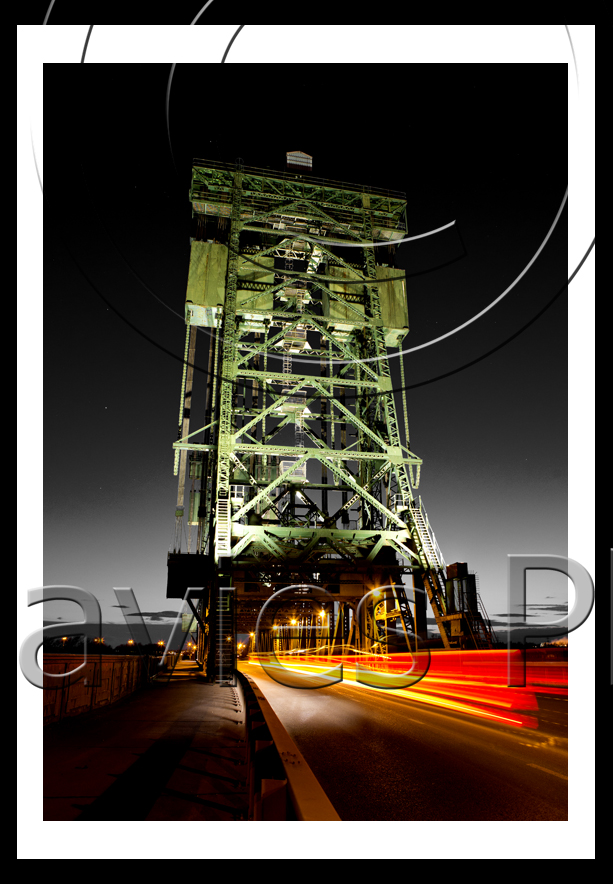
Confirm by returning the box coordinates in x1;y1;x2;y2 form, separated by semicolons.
42;653;178;724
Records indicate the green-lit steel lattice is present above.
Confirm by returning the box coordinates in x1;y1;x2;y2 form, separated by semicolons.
168;159;495;662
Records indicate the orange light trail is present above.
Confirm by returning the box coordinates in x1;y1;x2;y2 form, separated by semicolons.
247;648;566;729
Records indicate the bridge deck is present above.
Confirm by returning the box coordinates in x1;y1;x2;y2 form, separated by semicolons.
43;663;250;821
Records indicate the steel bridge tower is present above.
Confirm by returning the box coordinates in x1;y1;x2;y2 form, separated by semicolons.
167;154;494;679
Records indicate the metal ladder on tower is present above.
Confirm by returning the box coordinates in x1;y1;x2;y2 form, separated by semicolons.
216;499;232;557
216;587;235;685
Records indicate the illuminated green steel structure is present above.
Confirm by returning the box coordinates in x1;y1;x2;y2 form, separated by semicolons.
167;157;494;676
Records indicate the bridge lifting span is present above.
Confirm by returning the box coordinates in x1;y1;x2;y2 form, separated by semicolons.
167;155;495;679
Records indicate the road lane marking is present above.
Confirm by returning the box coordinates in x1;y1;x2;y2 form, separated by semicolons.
527;763;568;780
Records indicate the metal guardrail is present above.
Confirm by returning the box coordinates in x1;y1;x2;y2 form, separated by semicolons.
238;671;341;821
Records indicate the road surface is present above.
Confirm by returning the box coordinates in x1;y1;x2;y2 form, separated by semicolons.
240;658;567;821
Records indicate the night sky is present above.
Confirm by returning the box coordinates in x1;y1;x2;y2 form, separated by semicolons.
40;63;570;644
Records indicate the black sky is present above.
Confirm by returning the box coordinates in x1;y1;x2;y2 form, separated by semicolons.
42;63;569;636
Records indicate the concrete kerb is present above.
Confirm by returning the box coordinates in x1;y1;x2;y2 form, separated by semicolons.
238;671;341;821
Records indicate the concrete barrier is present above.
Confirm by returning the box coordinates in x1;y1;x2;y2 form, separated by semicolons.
42;654;177;724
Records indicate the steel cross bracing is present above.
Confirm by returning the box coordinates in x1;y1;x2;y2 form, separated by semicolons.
173;159;439;569
169;158;496;658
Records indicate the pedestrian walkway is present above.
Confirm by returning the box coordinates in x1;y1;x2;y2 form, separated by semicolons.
43;662;250;821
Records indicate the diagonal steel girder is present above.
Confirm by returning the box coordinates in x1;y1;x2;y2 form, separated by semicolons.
231;451;310;522
322;454;406;529
233;380;306;442
306;315;380;382
335;461;393;521
310;379;388;451
236;319;301;366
